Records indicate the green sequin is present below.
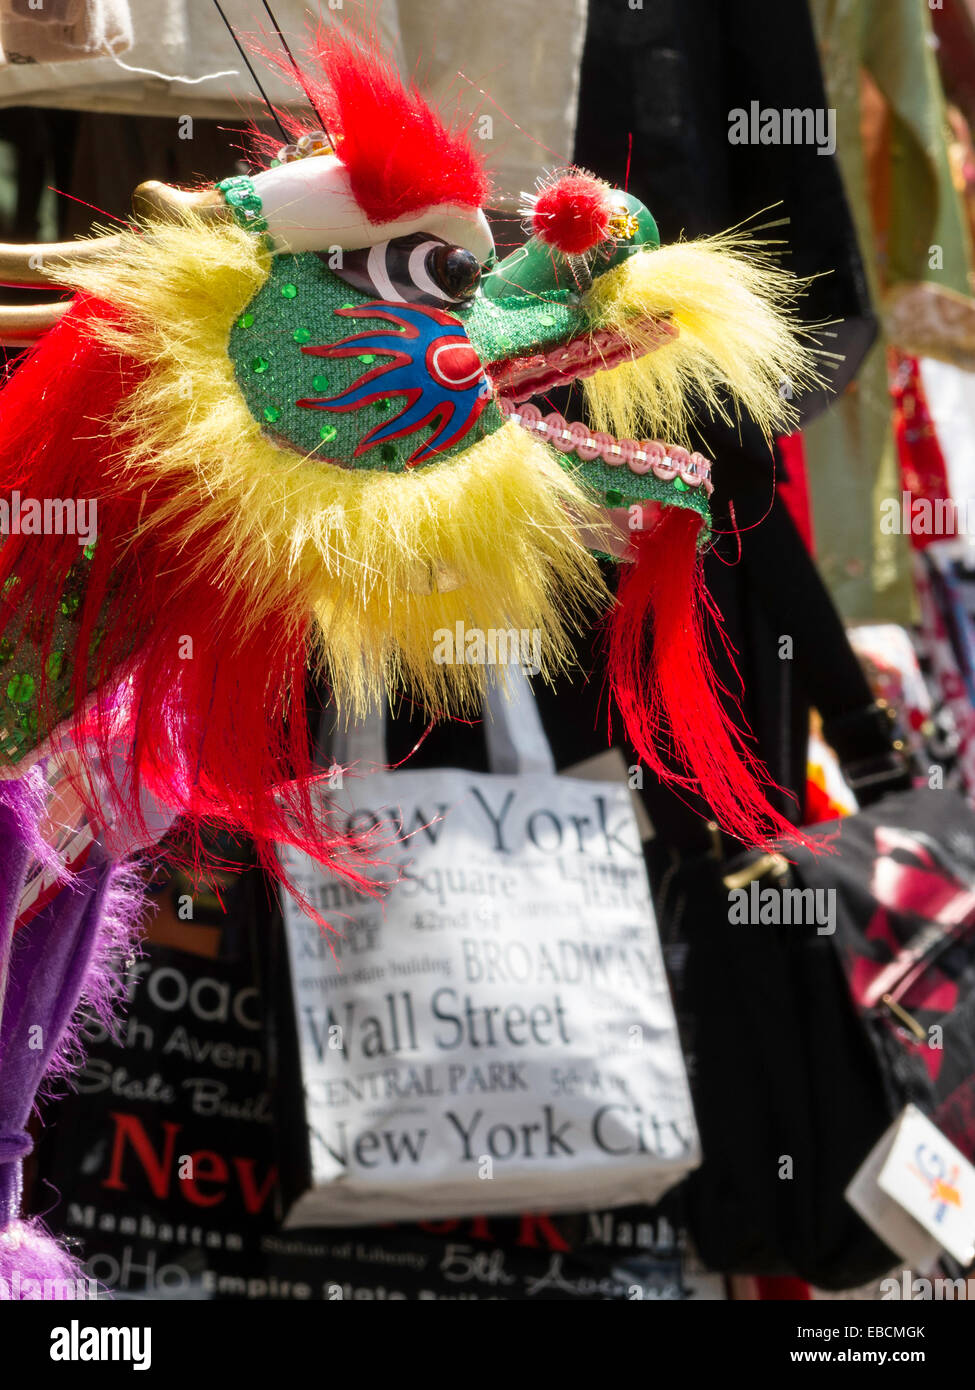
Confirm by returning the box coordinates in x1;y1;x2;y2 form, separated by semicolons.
319;424;337;443
6;672;34;704
357;354;376;365
374;399;391;414
59;594;80;616
263;405;282;423
252;357;270;375
380;445;397;465
293;327;311;344
83;542;96;561
673;477;690;491
281;283;298;299
46;651;64;680
215;175;267;235
312;373;330;392
238;313;255;329
605;489;624;507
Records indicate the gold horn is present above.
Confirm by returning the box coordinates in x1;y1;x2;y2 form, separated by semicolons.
0;301;70;341
0;231;122;344
0;179;230;343
132;180;231;224
0;234;124;288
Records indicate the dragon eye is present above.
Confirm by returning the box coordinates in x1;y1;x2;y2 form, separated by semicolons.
426;244;481;301
323;232;482;307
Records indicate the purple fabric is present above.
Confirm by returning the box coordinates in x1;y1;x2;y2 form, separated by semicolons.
0;768;148;1292
0;860;114;1226
0;1218;90;1296
42;857;147;1090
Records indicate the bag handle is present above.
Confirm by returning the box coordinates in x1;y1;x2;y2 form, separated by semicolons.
482;665;557;776
328;704;387;777
328;664;556;778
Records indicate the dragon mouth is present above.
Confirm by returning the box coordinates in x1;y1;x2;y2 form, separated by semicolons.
485;312;677;404
498;399;714;496
485;314;713;497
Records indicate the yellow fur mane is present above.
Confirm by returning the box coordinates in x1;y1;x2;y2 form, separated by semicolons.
582;231;822;445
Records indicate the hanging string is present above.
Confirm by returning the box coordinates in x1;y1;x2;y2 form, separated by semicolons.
260;0;336;149
210;0;289;144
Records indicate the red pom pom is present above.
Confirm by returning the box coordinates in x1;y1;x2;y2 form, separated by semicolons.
532;174;612;254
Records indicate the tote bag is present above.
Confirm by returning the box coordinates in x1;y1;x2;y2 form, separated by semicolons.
278;669;699;1224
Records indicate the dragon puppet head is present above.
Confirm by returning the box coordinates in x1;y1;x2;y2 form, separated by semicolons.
0;27;819;889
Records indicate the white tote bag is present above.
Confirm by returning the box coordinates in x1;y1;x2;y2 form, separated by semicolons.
278;669;700;1225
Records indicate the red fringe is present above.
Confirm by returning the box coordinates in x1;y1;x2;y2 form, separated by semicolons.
252;24;490;224
607;507;816;851
0;298;378;912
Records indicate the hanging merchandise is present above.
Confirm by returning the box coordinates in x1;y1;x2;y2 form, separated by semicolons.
890;353;959;550
29;845;281;1300
784;794;975;1273
0;0;588;213
0;20;818;1290
656;498;975;1289
846;624;936;770
258;1210;727;1302
0;782;144;1296
0;0;134;66
804;0;975;625
31;843;723;1301
279;668;699;1224
805;717;858;825
919;356;975;511
915;543;975;800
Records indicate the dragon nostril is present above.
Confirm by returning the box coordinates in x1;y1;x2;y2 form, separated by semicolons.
427;244;481;301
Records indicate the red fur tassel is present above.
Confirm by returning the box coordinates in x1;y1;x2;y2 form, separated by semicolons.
532;174;613;255
253;25;490;224
608;506;815;851
0;298;377;910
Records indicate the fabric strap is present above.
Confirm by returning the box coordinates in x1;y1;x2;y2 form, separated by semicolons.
330;664;556;778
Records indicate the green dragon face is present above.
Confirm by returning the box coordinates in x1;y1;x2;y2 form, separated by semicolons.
226;185;713;537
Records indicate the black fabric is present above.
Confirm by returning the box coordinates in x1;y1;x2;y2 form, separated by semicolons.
658;841;898;1287
675;788;975;1288
641;490;925;1287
